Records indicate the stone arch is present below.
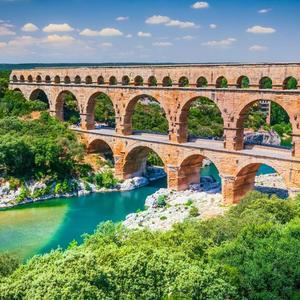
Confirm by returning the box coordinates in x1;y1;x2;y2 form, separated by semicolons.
86;76;93;85
64;76;71;84
74;75;81;84
12;75;18;82
28;75;33;83
121;145;166;179
237;75;250;89
84;91;115;130
259;76;272;89
36;75;42;83
123;94;170;135
134;75;144;86
196;76;208;88
148;76;157;86
232;162;287;203
162;76;172;87
283;76;298;90
54;76;60;84
97;76;104;85
178;76;189;87
13;88;22;93
87;138;115;164
177;153;221;191
55;90;80;123
216;76;228;88
177;96;225;143
29;88;50;108
122;75;130;85
109;76;117;85
45;75;51;83
20;75;25;82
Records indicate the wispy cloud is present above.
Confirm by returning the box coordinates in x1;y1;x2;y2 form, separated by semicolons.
146;15;198;29
247;25;276;34
192;1;209;9
202;37;236;47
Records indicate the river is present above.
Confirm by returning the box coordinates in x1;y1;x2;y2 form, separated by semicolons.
0;164;275;260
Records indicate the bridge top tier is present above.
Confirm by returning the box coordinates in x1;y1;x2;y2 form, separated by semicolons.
10;63;300;88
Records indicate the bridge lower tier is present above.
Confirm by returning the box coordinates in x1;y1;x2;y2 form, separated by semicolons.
75;128;300;204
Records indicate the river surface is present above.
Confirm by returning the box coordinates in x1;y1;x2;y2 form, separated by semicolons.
0;165;275;260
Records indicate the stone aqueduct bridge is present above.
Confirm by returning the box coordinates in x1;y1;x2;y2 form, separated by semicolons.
9;63;300;204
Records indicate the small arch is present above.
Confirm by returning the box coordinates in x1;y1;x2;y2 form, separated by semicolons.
87;139;115;165
97;76;104;85
196;77;208;88
237;76;250;89
45;75;51;83
122;75;130;85
109;76;117;85
36;75;42;83
12;75;18;82
64;76;71;84
134;75;144;86
74;75;81;84
162;76;172;87
216;76;228;88
27;75;33;83
54;76;61;84
86;76;93;85
56;90;80;124
178;76;189;87
259;77;272;89
148;76;157;87
283;76;298;90
20;75;25;82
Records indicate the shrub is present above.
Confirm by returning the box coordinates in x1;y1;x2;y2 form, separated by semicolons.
157;195;167;207
16;185;30;203
189;206;199;217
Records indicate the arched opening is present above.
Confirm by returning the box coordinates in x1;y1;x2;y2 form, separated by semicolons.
86;92;115;130
12;75;18;82
86;76;93;85
283;76;298;90
97;76;104;85
179;97;224;142
122;146;166;184
196;77;208;88
29;89;50;109
237;76;250;89
134;76;144;86
178;76;189;87
54;76;60;84
74;75;81;84
148;76;157;87
122;75;130;86
20;75;25;82
178;154;221;192
109;76;117;85
36;75;42;83
259;77;272;89
64;76;71;84
238;100;292;149
216;76;228;88
232;163;287;203
56;91;80;125
126;95;168;135
28;75;33;83
87;139;114;167
45;76;51;83
162;76;172;87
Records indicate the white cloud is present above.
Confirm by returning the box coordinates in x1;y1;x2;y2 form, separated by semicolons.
153;41;172;47
247;25;276;34
249;45;268;51
166;20;198;29
0;25;15;35
258;8;271;14
146;15;171;24
192;1;209;9
43;23;74;33
43;34;75;44
99;27;123;36
21;23;39;32
209;23;217;29
79;28;99;36
100;42;112;47
0;42;7;48
8;35;38;47
126;34;133;38
176;35;195;40
138;31;152;37
202;37;236;47
116;16;129;21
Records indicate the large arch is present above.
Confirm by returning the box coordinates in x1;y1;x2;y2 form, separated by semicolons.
123;94;169;136
55;90;80;123
29;88;50;109
87;138;115;164
85;92;115;130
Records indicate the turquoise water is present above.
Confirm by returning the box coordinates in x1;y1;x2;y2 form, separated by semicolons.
0;164;275;260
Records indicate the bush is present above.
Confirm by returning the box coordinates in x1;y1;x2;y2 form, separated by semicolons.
16;185;30;203
157;195;167;207
189;206;199;217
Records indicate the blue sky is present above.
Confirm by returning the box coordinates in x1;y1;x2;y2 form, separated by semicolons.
0;0;299;63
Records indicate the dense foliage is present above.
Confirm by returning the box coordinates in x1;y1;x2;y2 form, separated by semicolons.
1;192;300;299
